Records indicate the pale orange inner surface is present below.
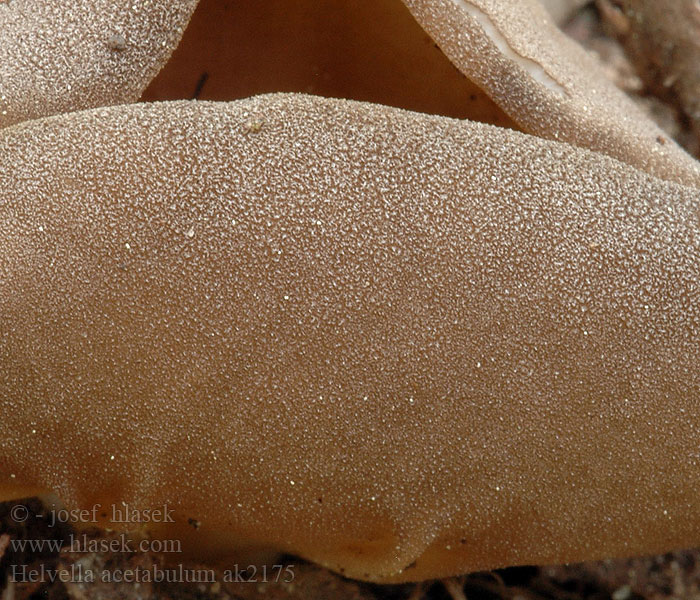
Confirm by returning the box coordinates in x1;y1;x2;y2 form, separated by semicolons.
141;0;517;128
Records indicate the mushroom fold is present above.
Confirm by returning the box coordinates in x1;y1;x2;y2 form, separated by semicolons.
402;0;700;186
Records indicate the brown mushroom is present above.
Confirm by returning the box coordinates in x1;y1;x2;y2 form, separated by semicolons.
1;95;700;582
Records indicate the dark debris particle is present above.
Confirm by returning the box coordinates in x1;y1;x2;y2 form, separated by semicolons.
191;72;209;100
107;34;127;51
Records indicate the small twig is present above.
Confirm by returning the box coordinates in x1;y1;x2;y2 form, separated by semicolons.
0;534;9;561
1;577;14;600
407;581;424;600
443;576;468;600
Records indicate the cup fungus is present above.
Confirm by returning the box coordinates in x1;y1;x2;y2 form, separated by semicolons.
1;0;700;585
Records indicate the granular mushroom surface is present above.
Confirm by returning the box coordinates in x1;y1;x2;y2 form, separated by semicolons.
0;0;197;128
1;95;700;582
